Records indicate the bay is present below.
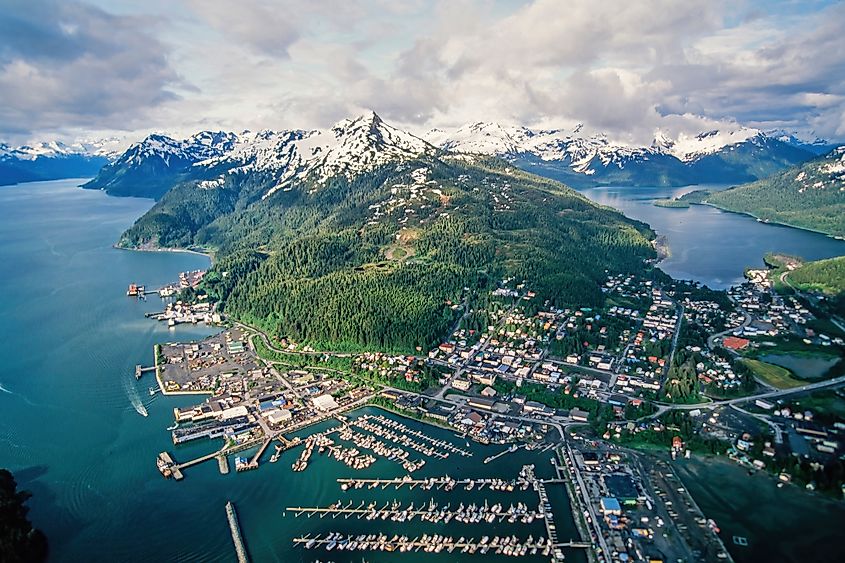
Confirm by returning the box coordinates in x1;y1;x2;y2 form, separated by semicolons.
0;179;585;562
578;185;845;289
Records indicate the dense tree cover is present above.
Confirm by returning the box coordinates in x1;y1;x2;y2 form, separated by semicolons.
788;256;845;298
0;469;47;563
119;155;657;352
493;378;601;414
691;149;845;237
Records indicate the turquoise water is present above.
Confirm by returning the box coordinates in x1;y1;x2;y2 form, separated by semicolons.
579;185;845;289
0;179;585;562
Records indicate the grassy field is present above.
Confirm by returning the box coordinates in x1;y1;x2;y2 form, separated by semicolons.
741;358;804;389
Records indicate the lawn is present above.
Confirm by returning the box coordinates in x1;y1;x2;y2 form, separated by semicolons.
741;359;804;389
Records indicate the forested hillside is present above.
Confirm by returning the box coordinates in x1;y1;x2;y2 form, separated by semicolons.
119;133;657;352
695;147;845;237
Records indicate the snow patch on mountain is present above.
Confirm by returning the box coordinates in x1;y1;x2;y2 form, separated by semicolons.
425;121;795;172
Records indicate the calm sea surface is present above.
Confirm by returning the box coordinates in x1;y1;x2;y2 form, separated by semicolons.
0;179;584;562
579;185;845;289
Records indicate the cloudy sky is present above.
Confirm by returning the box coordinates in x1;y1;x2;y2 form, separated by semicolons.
2;0;844;145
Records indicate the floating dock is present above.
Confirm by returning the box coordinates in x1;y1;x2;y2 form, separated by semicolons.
292;533;590;554
337;476;532;492
286;499;543;523
226;501;249;563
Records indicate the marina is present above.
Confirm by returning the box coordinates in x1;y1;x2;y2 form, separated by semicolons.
287;499;544;524
292;533;589;556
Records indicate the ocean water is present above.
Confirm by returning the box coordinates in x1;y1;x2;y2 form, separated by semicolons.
0;179;585;562
579;185;845;289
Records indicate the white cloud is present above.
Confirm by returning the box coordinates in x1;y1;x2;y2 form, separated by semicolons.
4;0;845;143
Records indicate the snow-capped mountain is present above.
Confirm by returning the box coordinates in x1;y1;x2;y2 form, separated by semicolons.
0;140;112;186
763;129;835;156
83;111;824;200
83;130;241;198
426;122;818;187
86;112;435;199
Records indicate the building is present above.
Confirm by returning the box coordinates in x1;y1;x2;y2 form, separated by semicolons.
266;409;292;425
600;497;622;516
311;394;338;411
723;336;750;350
480;386;497;397
467;397;496;411
569;408;590;422
452;378;471;391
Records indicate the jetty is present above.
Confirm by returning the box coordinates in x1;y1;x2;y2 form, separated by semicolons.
135;364;155;380
225;501;249;563
218;455;229;475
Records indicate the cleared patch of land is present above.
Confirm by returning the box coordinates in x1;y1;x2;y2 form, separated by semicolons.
741;358;803;389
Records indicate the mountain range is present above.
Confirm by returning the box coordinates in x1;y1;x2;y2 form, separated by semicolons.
73;114;829;198
427;122;820;187
0;141;113;186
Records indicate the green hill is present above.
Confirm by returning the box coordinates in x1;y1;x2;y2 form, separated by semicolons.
696;147;845;237
120;155;657;352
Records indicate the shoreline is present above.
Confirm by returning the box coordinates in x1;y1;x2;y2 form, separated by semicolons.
115;244;214;261
695;200;843;240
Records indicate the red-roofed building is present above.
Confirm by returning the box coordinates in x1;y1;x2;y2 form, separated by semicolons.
723;336;750;350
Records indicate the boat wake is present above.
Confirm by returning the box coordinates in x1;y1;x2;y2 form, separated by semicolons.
123;373;149;417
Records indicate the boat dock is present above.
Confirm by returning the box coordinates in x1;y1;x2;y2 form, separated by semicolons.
337;474;535;492
286;499;543;523
484;443;523;464
135;364;155;380
156;452;183;480
226;501;249;563
291;533;590;555
536;479;565;562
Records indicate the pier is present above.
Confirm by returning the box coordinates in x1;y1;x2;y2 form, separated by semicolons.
286;499;543;523
484;443;523;464
218;455;229;474
135;364;155;380
225;501;249;563
337;476;533;492
291;533;589;555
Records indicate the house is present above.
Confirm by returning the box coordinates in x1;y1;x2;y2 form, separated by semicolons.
480;386;497;397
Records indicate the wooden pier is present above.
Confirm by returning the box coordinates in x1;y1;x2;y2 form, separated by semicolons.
226;501;249;563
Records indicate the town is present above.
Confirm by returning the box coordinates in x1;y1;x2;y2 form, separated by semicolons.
135;264;845;563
